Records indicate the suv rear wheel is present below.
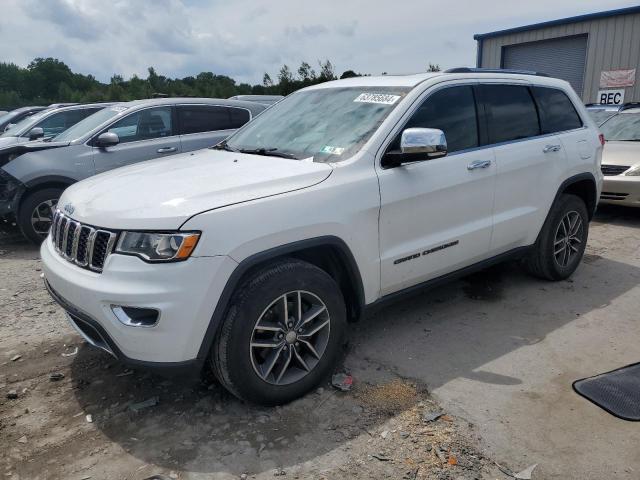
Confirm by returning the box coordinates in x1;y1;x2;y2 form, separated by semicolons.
522;194;588;280
211;258;347;405
18;188;63;244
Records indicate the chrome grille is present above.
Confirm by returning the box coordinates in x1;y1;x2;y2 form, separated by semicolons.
601;164;630;176
50;209;117;272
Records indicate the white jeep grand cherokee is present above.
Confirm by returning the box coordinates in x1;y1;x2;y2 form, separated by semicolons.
42;69;603;405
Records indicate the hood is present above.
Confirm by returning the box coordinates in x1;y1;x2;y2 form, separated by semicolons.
601;141;640;167
0;140;71;168
0;136;21;148
60;149;333;230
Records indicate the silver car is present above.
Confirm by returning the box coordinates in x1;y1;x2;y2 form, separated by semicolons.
598;108;640;207
0;97;266;242
0;103;113;148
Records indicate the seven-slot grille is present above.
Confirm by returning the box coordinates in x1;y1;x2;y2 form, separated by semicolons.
50;209;117;272
601;164;630;176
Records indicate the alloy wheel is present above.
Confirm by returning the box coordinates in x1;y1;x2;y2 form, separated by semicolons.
553;210;583;268
250;290;331;386
31;199;58;235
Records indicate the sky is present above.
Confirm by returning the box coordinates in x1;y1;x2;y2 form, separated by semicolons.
0;0;637;84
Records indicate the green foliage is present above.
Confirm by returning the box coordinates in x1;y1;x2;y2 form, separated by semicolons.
0;57;344;108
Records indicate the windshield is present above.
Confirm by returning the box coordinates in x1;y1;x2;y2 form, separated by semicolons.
600;112;640;141
0;109;52;136
587;108;618;126
54;105;128;142
225;87;411;161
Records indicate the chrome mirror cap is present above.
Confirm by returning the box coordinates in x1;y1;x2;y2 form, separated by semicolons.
400;127;447;157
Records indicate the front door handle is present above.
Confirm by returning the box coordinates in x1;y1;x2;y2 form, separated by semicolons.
543;144;562;153
467;160;492;170
157;147;177;154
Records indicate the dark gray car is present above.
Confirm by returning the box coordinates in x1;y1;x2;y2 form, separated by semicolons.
0;106;47;132
0;103;114;148
0;97;265;242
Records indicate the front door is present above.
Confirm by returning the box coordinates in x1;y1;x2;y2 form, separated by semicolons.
92;106;181;174
377;84;496;296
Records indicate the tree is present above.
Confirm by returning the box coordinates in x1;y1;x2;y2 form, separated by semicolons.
262;73;273;87
340;70;359;79
427;63;441;72
317;60;336;82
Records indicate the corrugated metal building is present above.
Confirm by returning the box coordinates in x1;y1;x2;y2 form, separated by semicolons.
474;6;640;104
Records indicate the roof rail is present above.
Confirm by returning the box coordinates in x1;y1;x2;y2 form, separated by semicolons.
444;67;550;77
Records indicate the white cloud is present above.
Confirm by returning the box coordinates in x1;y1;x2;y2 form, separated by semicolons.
0;0;636;83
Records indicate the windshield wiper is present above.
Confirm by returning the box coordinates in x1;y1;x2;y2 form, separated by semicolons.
238;147;298;159
211;140;237;152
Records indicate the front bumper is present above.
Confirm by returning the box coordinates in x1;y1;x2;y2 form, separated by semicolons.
600;176;640;207
41;235;238;365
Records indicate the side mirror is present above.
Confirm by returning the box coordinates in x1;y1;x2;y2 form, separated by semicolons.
382;128;448;168
27;127;44;140
95;132;120;148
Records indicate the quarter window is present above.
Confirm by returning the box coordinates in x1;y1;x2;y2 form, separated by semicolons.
107;107;173;143
479;85;540;144
178;106;250;135
531;87;583;133
404;86;479;152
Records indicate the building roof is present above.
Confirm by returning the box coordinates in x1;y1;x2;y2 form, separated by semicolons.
474;5;640;40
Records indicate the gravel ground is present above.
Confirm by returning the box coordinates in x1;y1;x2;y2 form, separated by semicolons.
0;224;502;480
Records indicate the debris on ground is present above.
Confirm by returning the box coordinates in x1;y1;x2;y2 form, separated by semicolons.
371;452;391;461
10;354;21;362
86;414;93;423
17;436;27;444
61;346;78;357
496;461;538;479
6;389;18;399
116;369;134;377
273;467;286;476
129;396;160;412
422;410;444;423
49;372;65;381
331;372;353;391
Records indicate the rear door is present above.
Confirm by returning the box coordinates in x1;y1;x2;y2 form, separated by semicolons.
92;106;181;174
177;105;251;152
476;83;568;253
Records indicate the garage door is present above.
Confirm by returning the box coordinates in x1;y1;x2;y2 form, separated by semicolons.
503;35;588;95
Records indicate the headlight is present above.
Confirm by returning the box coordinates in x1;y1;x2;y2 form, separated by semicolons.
115;231;200;262
624;164;640;176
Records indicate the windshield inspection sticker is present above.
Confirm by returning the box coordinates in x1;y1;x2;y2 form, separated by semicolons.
354;93;401;105
321;145;345;155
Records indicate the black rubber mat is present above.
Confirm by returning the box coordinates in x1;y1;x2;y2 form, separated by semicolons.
573;362;640;421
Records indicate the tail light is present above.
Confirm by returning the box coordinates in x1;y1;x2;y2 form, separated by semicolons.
599;133;605;146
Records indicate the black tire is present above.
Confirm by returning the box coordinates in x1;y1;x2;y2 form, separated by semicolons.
212;258;347;405
17;188;63;244
522;194;589;281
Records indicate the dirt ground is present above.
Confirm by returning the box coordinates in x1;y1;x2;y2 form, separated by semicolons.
1;205;638;479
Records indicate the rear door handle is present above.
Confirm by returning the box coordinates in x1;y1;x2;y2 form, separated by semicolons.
157;147;177;154
467;160;492;170
543;144;562;153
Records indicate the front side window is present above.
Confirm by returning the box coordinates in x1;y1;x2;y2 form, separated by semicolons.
178;106;234;135
107;107;173;143
600;112;640;141
34;109;99;138
532;87;582;134
480;84;540;144
225;87;410;161
402;85;479;153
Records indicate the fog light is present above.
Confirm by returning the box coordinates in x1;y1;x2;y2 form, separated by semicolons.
111;305;159;327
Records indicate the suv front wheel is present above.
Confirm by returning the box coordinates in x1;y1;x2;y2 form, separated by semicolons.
212;258;347;405
522;193;589;280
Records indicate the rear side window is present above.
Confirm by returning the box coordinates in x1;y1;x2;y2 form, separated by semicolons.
229;107;251;129
178;106;245;135
404;85;479;152
531;87;583;133
479;85;540;144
